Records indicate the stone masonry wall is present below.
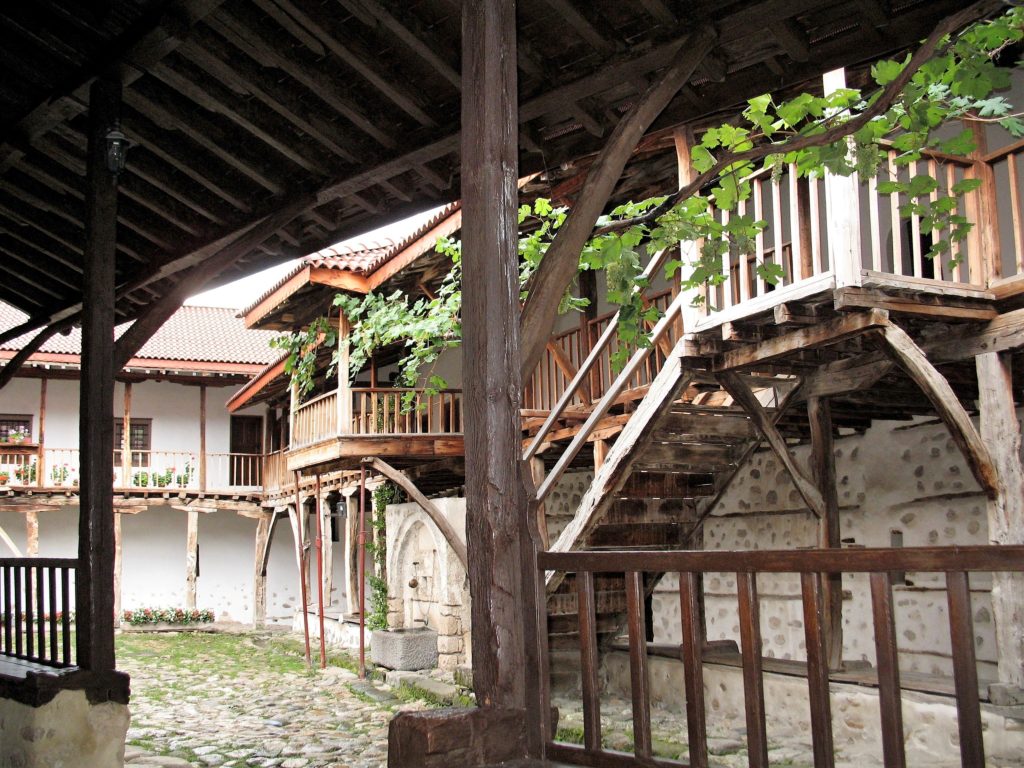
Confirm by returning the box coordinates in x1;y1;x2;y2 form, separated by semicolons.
650;414;1004;679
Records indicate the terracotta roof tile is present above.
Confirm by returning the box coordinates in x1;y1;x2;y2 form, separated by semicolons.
241;202;460;318
0;303;280;366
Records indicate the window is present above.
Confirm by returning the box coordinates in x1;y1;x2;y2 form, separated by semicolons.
0;415;32;443
114;418;151;467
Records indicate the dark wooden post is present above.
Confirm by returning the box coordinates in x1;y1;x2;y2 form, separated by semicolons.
37;377;46;488
199;384;207;491
462;0;541;749
77;73;121;673
808;396;843;670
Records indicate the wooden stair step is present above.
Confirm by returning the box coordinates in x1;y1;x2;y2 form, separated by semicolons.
586;521;689;548
548;611;623;636
603;498;701;524
654;411;756;441
615;471;715;500
547;590;628;616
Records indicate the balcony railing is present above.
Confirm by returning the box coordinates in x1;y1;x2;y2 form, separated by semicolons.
290;386;464;449
0;448;263;493
538;545;1024;768
0;558;76;669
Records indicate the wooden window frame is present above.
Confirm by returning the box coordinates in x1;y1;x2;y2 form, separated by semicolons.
114;418;152;468
0;414;33;443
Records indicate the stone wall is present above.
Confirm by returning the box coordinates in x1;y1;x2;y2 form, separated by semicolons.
650;414;1001;678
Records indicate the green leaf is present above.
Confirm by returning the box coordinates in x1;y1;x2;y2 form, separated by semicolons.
872;58;905;86
951;178;982;196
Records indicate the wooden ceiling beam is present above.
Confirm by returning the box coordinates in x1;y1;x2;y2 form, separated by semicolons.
33;128;231;226
546;0;618;55
0;248;67;298
637;0;676;25
206;10;402;146
181;34;358;164
146;61;320;175
0;0;227;155
0;221;83;274
256;0;437;128
123;88;281;196
336;0;461;90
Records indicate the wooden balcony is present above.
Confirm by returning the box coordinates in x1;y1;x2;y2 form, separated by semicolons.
286;387;465;472
0;446;264;497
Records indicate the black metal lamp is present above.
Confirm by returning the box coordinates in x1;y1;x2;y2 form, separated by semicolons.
104;125;129;174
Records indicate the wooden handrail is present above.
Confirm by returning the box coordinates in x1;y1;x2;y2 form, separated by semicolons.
294;388;338;409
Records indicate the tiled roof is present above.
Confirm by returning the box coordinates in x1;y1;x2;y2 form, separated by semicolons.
0;303;280;366
241;202;460;317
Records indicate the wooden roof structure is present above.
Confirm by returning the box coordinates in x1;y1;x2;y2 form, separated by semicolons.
0;0;970;336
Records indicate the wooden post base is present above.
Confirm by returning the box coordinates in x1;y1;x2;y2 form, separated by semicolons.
387;707;528;767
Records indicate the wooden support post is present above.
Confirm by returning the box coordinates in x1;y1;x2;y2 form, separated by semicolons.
252;512;275;626
37;378;46;488
965;119;1000;286
808;396;843;670
113;512;122;627
977;352;1024;689
322;495;334;608
461;0;542;755
337;313;352;435
77;73;120;673
185;509;199;610
674;127;705;332
578;268;598;402
345;493;360;617
822;68;862;288
290;479;312;668
529;457;550;550
199;384;207;491
121;382;132;488
25;511;38;557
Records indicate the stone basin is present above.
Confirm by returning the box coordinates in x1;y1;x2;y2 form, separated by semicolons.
370;627;438;671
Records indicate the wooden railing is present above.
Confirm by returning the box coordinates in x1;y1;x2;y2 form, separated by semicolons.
685;146;986;330
538;545;1024;768
984;139;1024;281
207;452;262;489
0;558;76;669
291;390;339;448
350;388;463;435
261;450;288;494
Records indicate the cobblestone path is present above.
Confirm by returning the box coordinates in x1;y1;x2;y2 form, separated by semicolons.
118;630;426;768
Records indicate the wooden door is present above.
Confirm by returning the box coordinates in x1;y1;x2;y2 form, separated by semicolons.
229;415;263;486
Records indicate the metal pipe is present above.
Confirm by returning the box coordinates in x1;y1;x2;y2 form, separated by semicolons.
294;471;311;668
358;463;367;679
314;472;326;669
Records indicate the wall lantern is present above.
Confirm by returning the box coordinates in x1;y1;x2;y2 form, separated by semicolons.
105;125;129;174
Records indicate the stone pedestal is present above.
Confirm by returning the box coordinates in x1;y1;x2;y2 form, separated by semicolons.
388;707;527;767
0;688;130;767
371;627;438;671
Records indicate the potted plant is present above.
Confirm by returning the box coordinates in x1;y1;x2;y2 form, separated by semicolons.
8;428;27;445
0;472;9;486
14;461;36;484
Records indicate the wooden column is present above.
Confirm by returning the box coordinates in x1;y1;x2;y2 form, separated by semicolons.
578;269;598;401
345;492;360;615
37;377;46;487
808;396;843;670
337;314;352;435
977;351;1024;689
674;127;705;332
252;513;273;626
113;512;122;626
461;0;542;752
25;510;38;557
965;120;1000;286
822;69;862;288
322;495;334;606
121;381;131;487
185;509;199;610
199;385;207;491
77;73;121;673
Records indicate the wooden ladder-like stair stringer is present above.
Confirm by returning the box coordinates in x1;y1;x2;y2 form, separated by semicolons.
541;336;789;654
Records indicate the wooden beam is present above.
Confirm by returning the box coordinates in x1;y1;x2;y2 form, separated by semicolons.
113;512;123;627
199;384;207;492
717;371;826;519
878;324;998;497
77;74;120;674
714;309;890;371
800;351;894;399
547;0;617;54
519;27;716;379
924;306;1024;364
310;267;370;294
252;511;278;626
976;352;1024;688
0;319;73;391
834;287;997;321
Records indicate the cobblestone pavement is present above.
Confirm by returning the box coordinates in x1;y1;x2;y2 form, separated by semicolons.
118;629;429;768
